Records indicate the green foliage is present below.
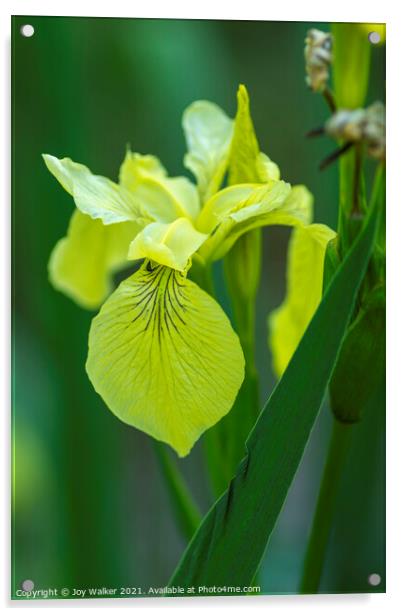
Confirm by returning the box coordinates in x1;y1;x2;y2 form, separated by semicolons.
153;443;202;540
332;23;371;109
330;286;385;423
169;202;378;589
13;15;385;596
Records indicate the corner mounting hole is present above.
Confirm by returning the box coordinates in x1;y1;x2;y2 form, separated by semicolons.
368;573;381;586
20;24;35;38
368;31;381;45
22;579;35;591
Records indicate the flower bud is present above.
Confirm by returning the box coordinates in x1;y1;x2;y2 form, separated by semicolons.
305;29;333;92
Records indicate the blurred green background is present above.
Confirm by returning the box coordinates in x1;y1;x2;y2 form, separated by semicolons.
12;16;385;597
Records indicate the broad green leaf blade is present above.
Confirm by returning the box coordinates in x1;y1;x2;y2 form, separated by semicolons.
169;202;378;588
329;286;385;423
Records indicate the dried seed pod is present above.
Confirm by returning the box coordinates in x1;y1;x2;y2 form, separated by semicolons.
325;102;385;159
305;29;333;92
364;102;386;159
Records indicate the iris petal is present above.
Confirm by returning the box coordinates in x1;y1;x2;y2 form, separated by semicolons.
49;210;139;309
183;100;233;202
128;218;208;271
86;264;245;456
268;223;337;376
43;154;143;224
120;149;200;222
198;182;314;262
228;84;261;185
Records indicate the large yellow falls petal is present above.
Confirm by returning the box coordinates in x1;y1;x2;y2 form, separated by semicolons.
49;210;138;309
86;264;245;456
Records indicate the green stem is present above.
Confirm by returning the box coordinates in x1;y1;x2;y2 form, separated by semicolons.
332;23;371;110
203;427;231;498
221;231;261;473
299;419;354;593
223;229;261;397
229;281;258;374
352;144;363;215
338;143;369;258
370;162;386;252
189;262;231;498
364;162;386;297
153;442;202;541
333;22;371;257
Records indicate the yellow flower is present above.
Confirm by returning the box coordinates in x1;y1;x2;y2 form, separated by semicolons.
44;85;312;456
268;224;337;377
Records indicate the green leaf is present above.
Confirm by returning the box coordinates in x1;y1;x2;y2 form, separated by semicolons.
169;200;378;588
332;23;371;109
329;286;385;423
322;236;341;292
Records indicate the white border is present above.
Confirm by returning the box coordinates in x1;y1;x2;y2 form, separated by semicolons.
2;1;402;614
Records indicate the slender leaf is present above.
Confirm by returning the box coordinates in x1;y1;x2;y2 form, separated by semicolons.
329;286;385;424
169;202;378;589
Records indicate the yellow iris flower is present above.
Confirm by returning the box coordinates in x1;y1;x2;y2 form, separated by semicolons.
44;85;313;456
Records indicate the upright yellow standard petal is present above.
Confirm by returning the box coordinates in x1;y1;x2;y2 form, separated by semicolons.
119;149;200;222
119;151;167;189
86;264;245;456
43;154;143;224
256;152;281;182
49;210;139;309
228;84;261;185
228;84;282;186
128;218;208;271
183;100;234;202
268;223;337;377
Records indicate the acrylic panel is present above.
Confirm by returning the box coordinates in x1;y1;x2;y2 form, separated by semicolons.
12;16;386;600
